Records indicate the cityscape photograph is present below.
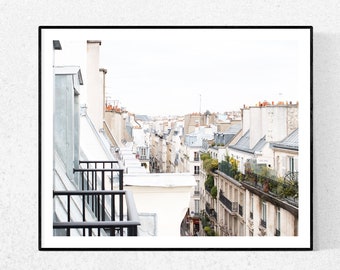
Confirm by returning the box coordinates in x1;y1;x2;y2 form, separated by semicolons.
39;27;312;249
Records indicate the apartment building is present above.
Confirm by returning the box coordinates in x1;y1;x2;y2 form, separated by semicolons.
52;40;140;237
199;123;243;236
50;40;196;241
200;102;299;237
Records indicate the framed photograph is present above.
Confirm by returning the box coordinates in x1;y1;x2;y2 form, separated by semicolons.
39;26;312;250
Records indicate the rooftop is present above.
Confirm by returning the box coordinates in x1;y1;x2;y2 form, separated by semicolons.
271;128;299;151
229;130;266;154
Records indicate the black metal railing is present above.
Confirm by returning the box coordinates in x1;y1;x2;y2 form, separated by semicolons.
239;204;243;217
53;190;140;236
219;191;240;215
205;203;217;221
219;192;232;211
260;219;267;228
275;229;281;236
74;161;124;221
77;160;123;190
54;160;140;236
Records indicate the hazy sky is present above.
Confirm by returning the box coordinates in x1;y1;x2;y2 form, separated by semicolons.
99;29;302;116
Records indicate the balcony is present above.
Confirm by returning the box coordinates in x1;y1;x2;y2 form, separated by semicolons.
244;171;298;205
53;190;140;236
250;211;253;219
205;203;217;221
260;219;267;228
219;190;238;215
239;204;243;217
53;161;140;236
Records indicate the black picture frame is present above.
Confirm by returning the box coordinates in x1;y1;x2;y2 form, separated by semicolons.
39;26;313;251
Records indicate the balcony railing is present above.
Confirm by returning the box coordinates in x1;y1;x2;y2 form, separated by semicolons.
239;204;243;217
77;160;123;190
250;211;253;219
275;229;281;236
219;192;231;210
205;203;217;221
260;219;267;228
219;190;238;215
53;160;140;236
53;190;140;236
244;172;298;203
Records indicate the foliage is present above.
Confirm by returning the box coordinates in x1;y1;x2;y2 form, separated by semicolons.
219;155;240;179
211;186;217;199
200;153;211;161
201;212;210;228
211;159;218;171
205;174;214;189
204;226;216;236
203;157;218;172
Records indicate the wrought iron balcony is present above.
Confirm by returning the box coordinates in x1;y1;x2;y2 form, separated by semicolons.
53;190;140;236
219;190;238;214
250;211;253;219
239;204;243;217
219;192;232;210
53;160;140;236
260;219;267;228
205;203;217;221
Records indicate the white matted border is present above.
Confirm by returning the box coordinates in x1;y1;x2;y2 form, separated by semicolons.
39;26;312;250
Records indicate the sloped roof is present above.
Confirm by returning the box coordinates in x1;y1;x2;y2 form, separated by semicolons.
226;123;242;134
229;130;266;154
272;128;299;151
216;123;242;145
135;115;150;122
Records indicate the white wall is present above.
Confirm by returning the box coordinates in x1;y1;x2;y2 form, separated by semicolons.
7;1;340;268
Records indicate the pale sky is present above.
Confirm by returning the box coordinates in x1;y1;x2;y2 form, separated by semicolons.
99;29;305;116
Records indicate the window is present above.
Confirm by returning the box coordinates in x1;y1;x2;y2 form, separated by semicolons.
194;200;200;215
261;200;267;228
288;156;298;173
288;156;295;172
250;193;254;219
194;152;199;161
276;207;281;236
194;180;200;195
194;165;200;175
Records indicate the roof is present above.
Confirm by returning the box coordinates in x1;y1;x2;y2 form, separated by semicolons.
271;128;299;151
54;66;83;85
214;123;242;145
229;130;267;154
135;115;150;122
226;123;242;134
80;114;115;161
124;173;196;187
